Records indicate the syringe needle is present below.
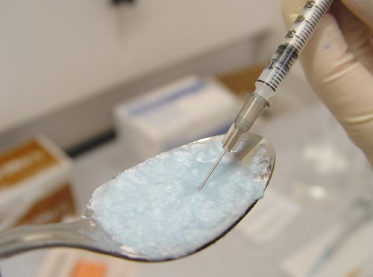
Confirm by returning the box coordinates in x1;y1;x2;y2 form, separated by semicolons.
199;150;226;190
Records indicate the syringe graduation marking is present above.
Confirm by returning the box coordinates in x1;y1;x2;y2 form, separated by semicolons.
256;0;333;92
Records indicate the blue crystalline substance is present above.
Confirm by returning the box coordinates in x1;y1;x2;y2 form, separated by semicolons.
89;140;269;260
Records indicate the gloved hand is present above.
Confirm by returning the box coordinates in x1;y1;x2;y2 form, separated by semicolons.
282;0;373;168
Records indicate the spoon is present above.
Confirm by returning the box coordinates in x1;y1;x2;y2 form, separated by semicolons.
0;133;275;262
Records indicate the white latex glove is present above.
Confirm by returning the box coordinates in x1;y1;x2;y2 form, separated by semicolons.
282;0;373;168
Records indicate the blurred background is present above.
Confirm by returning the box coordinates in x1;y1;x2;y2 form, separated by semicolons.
1;0;373;276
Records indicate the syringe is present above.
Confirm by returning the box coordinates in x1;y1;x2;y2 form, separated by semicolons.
199;0;334;190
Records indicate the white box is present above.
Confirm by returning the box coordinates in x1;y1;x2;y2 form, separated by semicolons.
0;134;76;231
114;76;239;164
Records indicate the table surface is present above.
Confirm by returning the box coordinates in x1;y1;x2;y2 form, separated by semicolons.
1;103;372;277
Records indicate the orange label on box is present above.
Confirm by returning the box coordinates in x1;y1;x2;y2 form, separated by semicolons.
0;139;59;190
14;184;75;227
72;260;107;277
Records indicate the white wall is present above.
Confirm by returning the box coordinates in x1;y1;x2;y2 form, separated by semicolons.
0;0;277;136
0;36;261;150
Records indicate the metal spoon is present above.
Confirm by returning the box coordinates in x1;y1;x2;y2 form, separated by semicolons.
0;133;275;262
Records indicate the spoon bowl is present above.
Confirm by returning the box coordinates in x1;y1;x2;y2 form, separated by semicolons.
0;133;275;262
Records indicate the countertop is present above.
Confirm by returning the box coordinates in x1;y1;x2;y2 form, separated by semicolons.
1;103;372;277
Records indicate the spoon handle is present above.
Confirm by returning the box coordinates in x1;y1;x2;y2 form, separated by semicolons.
0;221;95;258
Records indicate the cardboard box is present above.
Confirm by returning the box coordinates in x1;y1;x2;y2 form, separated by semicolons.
114;76;239;164
0;135;76;231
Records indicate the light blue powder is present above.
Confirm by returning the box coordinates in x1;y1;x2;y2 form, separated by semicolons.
89;140;270;260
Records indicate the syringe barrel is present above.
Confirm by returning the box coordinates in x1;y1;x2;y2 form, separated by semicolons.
222;0;334;153
255;0;333;100
222;93;268;151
